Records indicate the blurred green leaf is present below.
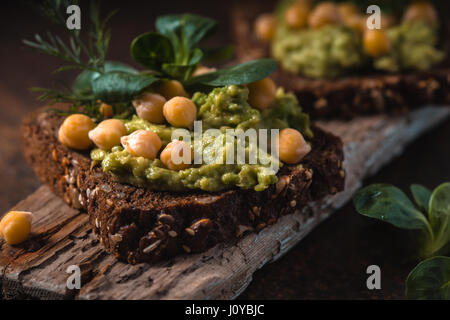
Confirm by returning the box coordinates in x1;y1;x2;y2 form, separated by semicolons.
353;184;431;231
411;184;432;213
406;256;450;300
427;183;450;256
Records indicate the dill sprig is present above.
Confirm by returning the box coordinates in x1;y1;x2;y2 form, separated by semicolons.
32;85;135;120
31;86;95;106
24;1;115;74
23;0;117;116
31;86;101;118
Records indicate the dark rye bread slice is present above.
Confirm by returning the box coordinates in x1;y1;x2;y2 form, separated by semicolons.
231;3;450;119
21;109;344;264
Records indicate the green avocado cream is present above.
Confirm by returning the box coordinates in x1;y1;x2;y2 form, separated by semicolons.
374;21;445;73
91;85;312;192
192;85;260;130
272;20;444;78
272;25;365;78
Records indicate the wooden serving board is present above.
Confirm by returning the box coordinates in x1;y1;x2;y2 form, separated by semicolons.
1;106;449;300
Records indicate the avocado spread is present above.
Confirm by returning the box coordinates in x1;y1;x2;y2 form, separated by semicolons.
272;24;365;78
374;21;445;73
91;85;312;192
271;17;444;78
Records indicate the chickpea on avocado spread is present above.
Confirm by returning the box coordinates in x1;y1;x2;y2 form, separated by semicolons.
254;0;445;78
27;13;313;193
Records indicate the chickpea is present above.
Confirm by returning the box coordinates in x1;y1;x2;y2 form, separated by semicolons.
295;0;313;8
0;211;32;245
163;97;197;128
121;130;162;160
247;77;277;111
338;2;359;21
338;3;365;32
58;114;95;150
99;103;113;118
363;12;396;31
277;128;311;164
160;140;193;171
403;1;438;25
285;3;310;29
363;29;391;57
132;92;166;124
308;2;341;29
192;65;217;77
380;13;396;29
157;80;189;100
88;119;127;151
344;14;365;33
254;14;277;42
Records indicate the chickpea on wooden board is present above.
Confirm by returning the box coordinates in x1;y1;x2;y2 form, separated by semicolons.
0;211;33;245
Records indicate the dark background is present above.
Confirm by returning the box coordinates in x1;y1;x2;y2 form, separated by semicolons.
0;0;449;299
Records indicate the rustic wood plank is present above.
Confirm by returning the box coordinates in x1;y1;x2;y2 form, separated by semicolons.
1;106;449;300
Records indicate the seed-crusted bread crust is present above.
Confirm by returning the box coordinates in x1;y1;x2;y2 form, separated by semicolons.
21;109;344;264
232;3;450;119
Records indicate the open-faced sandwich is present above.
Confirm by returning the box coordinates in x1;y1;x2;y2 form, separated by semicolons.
21;5;344;264
232;0;450;118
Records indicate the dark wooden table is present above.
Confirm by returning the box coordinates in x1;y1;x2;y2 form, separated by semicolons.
0;0;449;299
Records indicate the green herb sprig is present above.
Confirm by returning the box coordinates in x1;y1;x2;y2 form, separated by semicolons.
353;182;450;299
23;1;124;118
24;1;115;74
354;183;450;257
128;14;277;87
73;13;277;106
25;4;277;118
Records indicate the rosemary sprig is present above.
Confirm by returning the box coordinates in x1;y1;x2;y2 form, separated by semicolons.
24;1;115;74
24;0;117;116
31;86;100;118
33;86;134;121
31;86;95;106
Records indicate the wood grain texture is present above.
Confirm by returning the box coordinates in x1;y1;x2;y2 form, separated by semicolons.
1;106;449;300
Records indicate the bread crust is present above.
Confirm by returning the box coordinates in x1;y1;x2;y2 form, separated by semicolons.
232;3;450;119
21;109;344;264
